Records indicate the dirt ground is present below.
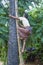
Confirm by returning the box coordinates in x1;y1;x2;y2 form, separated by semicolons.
25;59;40;65
0;61;40;65
25;62;39;65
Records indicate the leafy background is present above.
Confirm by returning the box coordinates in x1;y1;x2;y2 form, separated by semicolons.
0;0;43;65
18;0;43;63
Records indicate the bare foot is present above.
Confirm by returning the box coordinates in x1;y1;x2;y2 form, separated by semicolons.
21;49;24;53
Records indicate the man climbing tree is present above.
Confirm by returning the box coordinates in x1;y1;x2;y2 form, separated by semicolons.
7;0;19;65
9;12;32;53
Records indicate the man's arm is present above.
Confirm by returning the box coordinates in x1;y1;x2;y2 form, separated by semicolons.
19;24;26;28
9;15;20;20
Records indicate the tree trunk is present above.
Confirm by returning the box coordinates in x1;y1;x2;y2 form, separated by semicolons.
7;0;19;65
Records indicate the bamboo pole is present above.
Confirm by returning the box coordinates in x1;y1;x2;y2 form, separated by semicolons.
15;0;25;65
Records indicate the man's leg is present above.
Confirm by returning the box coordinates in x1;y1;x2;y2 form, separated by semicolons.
18;30;28;39
18;27;29;53
21;40;26;53
18;30;27;53
18;27;29;35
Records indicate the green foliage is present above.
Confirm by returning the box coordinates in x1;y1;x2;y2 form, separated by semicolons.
0;1;8;62
18;0;43;63
0;0;43;64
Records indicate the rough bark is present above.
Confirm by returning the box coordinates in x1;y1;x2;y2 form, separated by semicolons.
7;0;19;65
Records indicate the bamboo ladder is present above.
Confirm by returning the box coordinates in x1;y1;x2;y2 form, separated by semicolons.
15;0;25;65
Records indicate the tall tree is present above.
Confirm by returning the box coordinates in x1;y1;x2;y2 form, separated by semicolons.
7;0;19;65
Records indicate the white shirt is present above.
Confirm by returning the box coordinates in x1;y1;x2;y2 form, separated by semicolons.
19;17;30;27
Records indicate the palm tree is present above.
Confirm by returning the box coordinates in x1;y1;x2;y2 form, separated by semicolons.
7;0;19;65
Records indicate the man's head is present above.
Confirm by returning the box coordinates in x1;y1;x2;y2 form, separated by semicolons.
23;10;28;18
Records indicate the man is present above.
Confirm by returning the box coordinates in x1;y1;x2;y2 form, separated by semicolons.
9;12;32;53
